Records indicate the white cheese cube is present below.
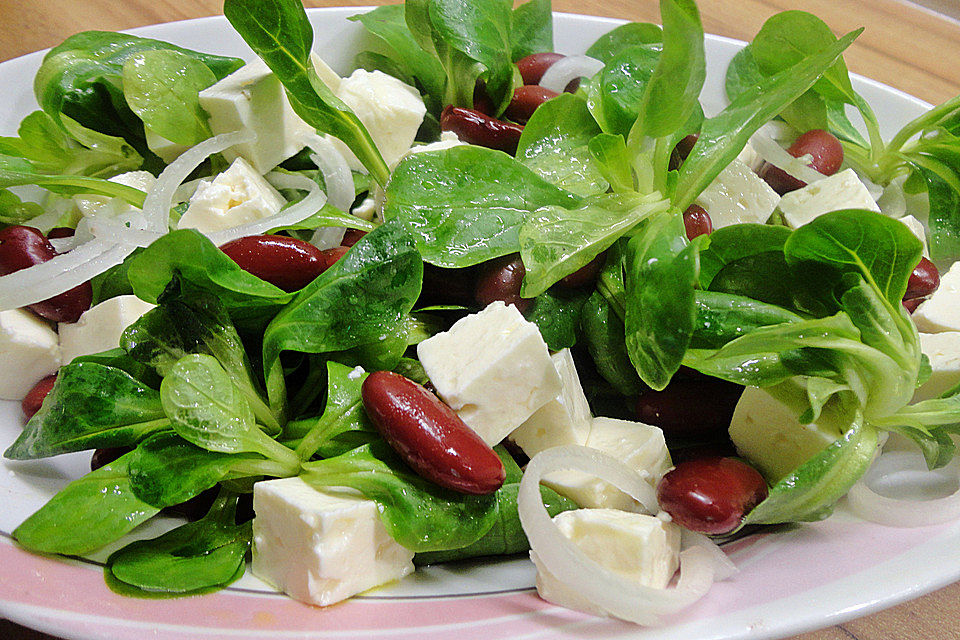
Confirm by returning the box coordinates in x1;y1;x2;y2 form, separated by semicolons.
417;301;561;446
252;477;414;606
327;69;426;171
915;332;960;401
778;168;880;229
0;309;60;400
544;417;671;512
145;127;192;164
509;349;592;457
728;386;843;481
899;215;929;258
913;261;960;333
178;157;286;233
533;509;680;617
74;171;157;219
736;142;763;173
694;158;780;229
199;58;314;173
59;295;154;365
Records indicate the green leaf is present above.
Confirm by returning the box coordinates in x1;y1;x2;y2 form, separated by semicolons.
510;0;554;62
302;442;498;552
519;192;669;298
0;189;43;225
690;290;804;350
383;145;581;267
223;0;390;184
581;290;643;395
586;23;662;64
698;223;792;288
13;452;161;555
122;50;216;146
588;133;635;194
0;154;146;205
516;93;608;197
590;44;661;137
292;362;375;461
4;362;167;460
524;287;591;351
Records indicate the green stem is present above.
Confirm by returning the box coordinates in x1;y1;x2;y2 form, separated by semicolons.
252;434;301;476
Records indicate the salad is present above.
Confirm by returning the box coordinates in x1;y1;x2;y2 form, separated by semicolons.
2;0;960;627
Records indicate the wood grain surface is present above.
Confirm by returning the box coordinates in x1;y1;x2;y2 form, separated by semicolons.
1;1;959;639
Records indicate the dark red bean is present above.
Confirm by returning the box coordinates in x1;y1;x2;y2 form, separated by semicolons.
904;257;940;300
0;225;92;323
760;129;845;195
558;253;605;289
635;379;743;438
317;246;349;273
505;85;559;124
903;297;923;314
657;456;768;535
341;229;368;247
517;52;566;85
475;254;532;313
90;446;131;472
22;374;57;418
440;105;524;155
473;82;495;116
676;134;699;163
220;235;330;292
420;264;477;306
361;371;505;494
46;227;75;239
683;204;713;240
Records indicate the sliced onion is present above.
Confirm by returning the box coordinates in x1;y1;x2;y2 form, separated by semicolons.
846;450;960;527
539;55;604;94
143;131;255;233
300;132;355;214
518;445;734;624
205;172;326;246
751;132;827;185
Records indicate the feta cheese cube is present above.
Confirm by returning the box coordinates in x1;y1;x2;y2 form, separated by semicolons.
509;349;592;457
779;168;880;229
899;215;929;258
74;171;156;218
533;509;680;616
199;58;314;173
913;261;960;333
145;127;192;164
736;142;763;173
252;477;414;606
544;417;671;512
728;386;843;481
915;332;960;401
694;158;780;228
417;301;561;446
327;69;426;171
178;157;286;233
0;309;60;400
59;295;154;365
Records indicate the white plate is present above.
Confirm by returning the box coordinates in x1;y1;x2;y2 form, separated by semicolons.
1;7;957;640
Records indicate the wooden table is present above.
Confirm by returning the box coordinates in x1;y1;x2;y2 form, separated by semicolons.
1;1;959;639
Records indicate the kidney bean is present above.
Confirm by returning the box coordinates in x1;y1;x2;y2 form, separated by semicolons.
22;374;57;418
517;52;566;85
904;257;939;300
903;297;923;314
473;82;495;116
475;253;532;313
46;227;75;239
683;204;713;240
90;446;131;472
220;235;331;292
361;371;505;494
440;105;524;155
657;456;768;535
635;379;743;438
505;85;560;124
760;129;845;195
317;246;350;273
558;253;605;289
420;264;477;306
0;225;92;323
341;229;368;247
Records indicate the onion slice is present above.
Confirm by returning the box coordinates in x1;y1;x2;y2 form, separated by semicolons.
751;132;827;185
205;172;327;246
518;445;735;624
300;132;355;214
846;450;960;527
539;55;604;94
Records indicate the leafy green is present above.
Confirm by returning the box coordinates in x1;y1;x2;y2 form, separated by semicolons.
0;154;146;204
292;362;375;461
586;22;662;64
524;287;590;351
589;44;661;138
510;0;553;62
581;290;643;395
0;189;43;225
224;0;390;184
4;363;168;460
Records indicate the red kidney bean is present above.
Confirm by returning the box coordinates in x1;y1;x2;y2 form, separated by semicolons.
361;371;505;494
903;297;923;314
657;456;768;535
90;446;131;472
475;253;532;313
22;374;57;418
440;105;524;155
558;253;605;289
683;204;713;240
0;225;92;323
473;82;495;116
760;129;845;195
341;229;368;247
635;379;743;438
669;134;700;171
505;85;560;124
46;227;75;239
517;52;566;85
220;235;331;292
317;246;349;273
904;257;939;300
